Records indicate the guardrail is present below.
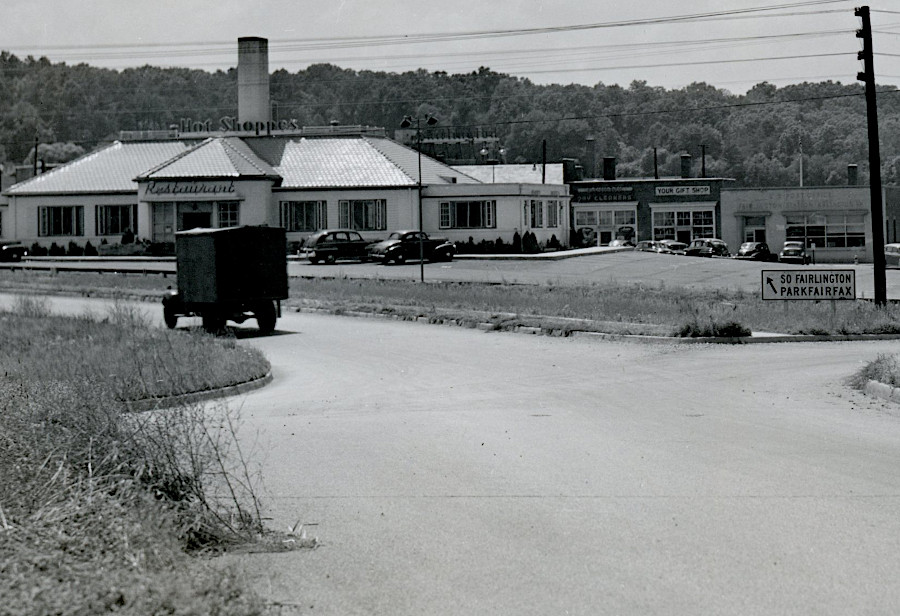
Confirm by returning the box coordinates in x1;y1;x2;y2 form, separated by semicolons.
0;256;176;276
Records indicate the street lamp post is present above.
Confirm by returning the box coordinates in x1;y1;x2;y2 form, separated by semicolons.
400;114;438;282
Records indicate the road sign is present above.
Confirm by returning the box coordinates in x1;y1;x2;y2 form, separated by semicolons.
761;269;856;301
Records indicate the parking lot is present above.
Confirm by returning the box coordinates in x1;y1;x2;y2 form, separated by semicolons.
290;249;898;300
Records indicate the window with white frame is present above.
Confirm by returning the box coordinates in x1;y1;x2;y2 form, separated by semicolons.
281;200;326;232
653;209;714;241
39;205;84;237
339;199;387;231
529;199;544;228
217;201;240;228
575;210;597;226
440;200;495;229
96;204;137;236
547;199;560;228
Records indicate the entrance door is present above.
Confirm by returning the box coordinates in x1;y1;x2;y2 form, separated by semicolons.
753;228;767;243
676;229;692;243
181;212;211;230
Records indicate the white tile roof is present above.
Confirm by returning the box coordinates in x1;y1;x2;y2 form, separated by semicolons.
5;134;481;196
6;141;195;195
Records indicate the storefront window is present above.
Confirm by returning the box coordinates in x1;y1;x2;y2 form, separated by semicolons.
39;205;84;237
786;213;862;249
281;201;326;232
440;200;495;229
575;211;597;226
653;208;715;242
614;210;635;226
96;204;137;236
339;199;386;231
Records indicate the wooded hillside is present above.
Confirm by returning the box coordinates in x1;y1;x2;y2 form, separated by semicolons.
2;51;899;187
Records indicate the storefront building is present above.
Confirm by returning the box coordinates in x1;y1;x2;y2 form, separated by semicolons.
721;181;900;263
569;157;730;246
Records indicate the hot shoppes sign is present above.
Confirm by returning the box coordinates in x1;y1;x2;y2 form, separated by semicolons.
179;116;300;134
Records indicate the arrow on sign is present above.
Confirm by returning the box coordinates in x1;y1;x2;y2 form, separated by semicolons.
766;277;777;295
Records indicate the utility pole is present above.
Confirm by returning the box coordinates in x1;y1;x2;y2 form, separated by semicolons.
856;5;886;305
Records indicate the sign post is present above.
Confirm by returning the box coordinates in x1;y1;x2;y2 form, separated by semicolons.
761;270;856;301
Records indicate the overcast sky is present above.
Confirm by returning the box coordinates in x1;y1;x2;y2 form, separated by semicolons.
4;0;898;94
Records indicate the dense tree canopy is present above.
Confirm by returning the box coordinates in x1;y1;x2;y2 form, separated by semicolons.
1;51;898;187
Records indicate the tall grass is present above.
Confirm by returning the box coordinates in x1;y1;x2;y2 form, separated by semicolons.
0;298;271;615
289;277;900;336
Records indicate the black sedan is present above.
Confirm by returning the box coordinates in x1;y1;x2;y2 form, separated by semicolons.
684;238;730;257
734;242;776;261
0;243;28;262
367;230;455;265
300;229;373;264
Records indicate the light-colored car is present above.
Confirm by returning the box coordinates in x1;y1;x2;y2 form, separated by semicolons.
657;240;687;255
779;241;810;265
885;243;900;268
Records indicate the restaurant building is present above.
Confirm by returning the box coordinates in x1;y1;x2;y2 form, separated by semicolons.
2;37;569;252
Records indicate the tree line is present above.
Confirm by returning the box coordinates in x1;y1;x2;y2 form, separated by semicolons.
1;50;898;187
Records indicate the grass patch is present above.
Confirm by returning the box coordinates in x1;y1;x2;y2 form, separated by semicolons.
1;268;900;337
849;353;900;390
0;297;275;615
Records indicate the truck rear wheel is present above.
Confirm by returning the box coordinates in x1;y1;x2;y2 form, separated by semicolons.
255;300;277;334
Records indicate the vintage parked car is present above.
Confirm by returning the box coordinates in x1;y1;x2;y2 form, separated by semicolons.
0;243;28;262
885;243;900;268
300;229;373;264
734;242;776;261
657;240;688;254
684;238;730;257
635;240;662;252
779;241;811;265
367;230;455;264
608;238;635;247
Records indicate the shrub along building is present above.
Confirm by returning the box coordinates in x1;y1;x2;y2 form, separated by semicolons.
1;37;569;254
568;155;731;247
720;165;900;263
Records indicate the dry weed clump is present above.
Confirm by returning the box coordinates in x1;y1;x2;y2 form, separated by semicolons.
0;298;272;615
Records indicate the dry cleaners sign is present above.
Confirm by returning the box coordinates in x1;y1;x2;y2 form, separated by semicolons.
761;270;856;300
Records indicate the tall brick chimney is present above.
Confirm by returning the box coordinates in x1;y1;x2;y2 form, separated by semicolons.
238;37;270;129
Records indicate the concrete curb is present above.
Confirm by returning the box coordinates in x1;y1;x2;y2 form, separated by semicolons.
124;371;273;412
863;380;900;404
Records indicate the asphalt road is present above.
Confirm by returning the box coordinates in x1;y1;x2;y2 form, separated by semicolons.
213;310;900;615
8;293;900;614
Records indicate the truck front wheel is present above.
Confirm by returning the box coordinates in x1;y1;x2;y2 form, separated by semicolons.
163;305;178;329
255;301;277;334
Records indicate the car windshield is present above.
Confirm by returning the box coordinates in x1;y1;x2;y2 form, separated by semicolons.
740;243;755;250
783;242;803;249
388;232;402;240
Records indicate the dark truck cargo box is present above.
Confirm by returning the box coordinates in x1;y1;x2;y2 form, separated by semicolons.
175;225;288;304
163;225;288;333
